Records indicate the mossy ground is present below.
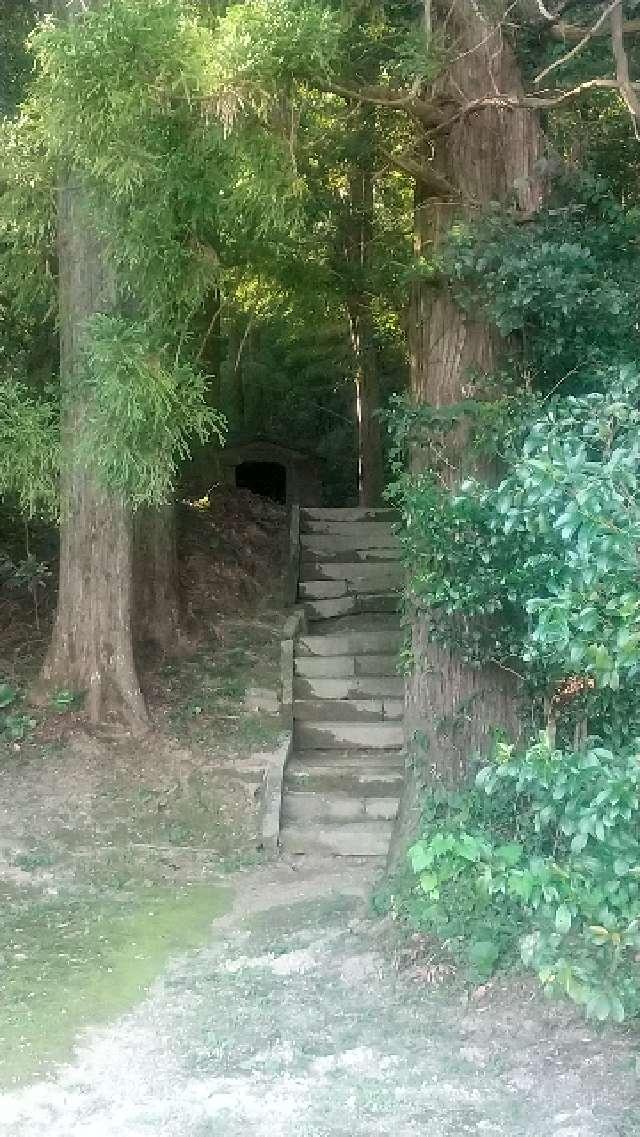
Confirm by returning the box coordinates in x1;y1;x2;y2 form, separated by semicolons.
1;861;639;1136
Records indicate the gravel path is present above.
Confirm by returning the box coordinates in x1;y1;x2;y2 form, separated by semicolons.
1;860;638;1137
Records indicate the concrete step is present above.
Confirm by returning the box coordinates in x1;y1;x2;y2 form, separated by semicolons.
306;612;399;634
293;675;404;700
302;545;400;565
302;596;357;621
297;630;401;657
280;820;394;857
303;593;399;620
301;508;399;525
300;561;402;586
294;721;403;749
294;698;403;722
294;653;399;679
301;521;399;541
286;754;404;796
282;791;399;825
299;580;349;599
355;654;399;676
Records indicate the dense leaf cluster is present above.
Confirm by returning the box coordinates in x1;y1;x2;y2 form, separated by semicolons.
406;736;640;1021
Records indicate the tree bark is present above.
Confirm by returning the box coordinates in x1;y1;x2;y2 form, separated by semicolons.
133;505;181;653
349;300;384;508
345;110;385;507
36;176;148;732
387;0;543;869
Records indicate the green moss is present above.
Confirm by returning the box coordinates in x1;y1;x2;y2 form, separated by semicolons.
0;881;229;1087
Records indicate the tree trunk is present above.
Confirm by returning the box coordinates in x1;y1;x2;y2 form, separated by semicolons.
342;98;384;507
349;301;384;507
133;505;181;653
387;0;543;869
37;176;148;732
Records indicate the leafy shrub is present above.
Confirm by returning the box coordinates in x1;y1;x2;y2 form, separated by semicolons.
0;683;36;741
407;735;640;1021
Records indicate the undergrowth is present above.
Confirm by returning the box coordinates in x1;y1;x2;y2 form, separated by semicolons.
389;734;640;1023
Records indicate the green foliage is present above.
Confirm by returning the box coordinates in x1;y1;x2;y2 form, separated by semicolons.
406;734;640;1021
77;317;225;509
444;180;640;391
211;0;341;101
0;379;58;516
391;365;640;701
0;683;36;741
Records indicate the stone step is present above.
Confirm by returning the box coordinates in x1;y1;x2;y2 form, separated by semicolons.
282;791;399;825
302;596;357;621
299;580;349;599
301;521;400;540
294;653;399;679
302;545;401;565
293;748;404;766
355;654;399;676
297;630;401;657
294;698;403;722
293;675;404;700
355;593;400;615
280;821;394;857
286;755;404;796
301;508;399;525
300;561;402;586
294;721;403;750
306;612;398;636
303;593;399;620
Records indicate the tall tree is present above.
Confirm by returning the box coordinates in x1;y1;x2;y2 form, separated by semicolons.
388;0;544;864
39;157;148;728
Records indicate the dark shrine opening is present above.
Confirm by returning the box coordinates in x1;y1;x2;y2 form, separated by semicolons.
235;461;287;503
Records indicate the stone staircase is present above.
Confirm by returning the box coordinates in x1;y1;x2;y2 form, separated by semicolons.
280;507;404;857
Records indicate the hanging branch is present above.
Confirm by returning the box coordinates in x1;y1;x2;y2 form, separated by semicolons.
534;0;622;85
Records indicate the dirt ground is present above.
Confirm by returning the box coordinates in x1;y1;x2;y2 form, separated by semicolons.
1;491;639;1131
0;490;289;1085
1;859;639;1136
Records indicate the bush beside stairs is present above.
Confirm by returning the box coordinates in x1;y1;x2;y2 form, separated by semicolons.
280;507;404;857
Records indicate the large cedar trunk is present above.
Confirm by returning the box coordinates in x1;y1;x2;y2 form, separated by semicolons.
37;176;148;732
387;1;543;868
133;505;182;652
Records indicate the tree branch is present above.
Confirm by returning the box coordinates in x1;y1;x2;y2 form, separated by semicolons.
534;0;622;84
317;78;448;128
548;15;640;42
611;0;640;132
425;77;639;137
380;148;459;199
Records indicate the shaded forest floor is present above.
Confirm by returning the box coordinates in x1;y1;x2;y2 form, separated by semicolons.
0;490;288;1085
2;860;640;1136
1;491;640;1130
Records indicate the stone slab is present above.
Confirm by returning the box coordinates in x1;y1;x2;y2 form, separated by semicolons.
282;791;368;824
301;547;401;566
299;562;402;585
294;656;355;678
303;597;356;621
297;631;401;657
364;796;399;821
301;507;399;524
280;821;393;856
355;654;399;677
293;675;404;700
294;721;403;749
294;698;384;723
299;580;348;599
285;761;403;797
